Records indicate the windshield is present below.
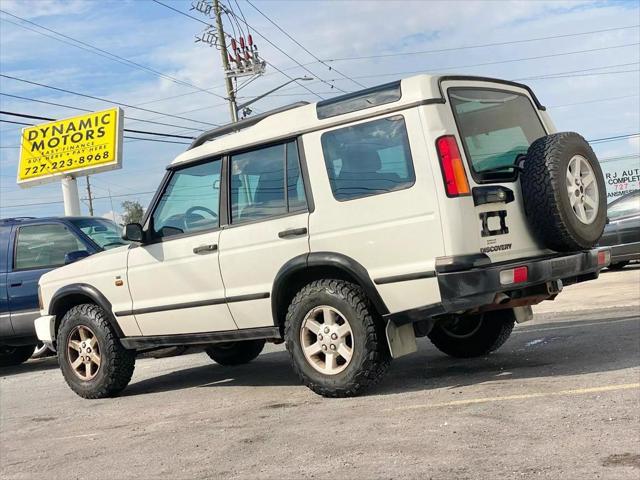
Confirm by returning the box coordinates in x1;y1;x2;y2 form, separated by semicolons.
69;218;129;250
449;88;547;176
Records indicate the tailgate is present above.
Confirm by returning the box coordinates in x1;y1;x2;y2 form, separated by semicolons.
440;80;555;262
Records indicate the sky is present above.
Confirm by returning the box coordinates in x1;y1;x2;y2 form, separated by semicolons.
0;0;639;220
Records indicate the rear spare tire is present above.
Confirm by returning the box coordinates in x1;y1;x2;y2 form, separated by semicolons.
521;132;606;252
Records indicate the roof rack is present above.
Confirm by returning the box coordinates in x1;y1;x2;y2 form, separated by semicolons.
188;101;310;150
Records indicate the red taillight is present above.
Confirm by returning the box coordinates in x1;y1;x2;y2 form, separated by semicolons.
500;266;528;285
597;250;611;266
436;135;470;197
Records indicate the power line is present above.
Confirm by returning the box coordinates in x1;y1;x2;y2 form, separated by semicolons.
320;24;640;63
313;42;640;83
0;111;196;139
518;69;639;81
0;190;158;210
0;93;207;132
0;119;191;145
549;94;640;109
589;133;639;144
152;0;332;100
220;2;343;96
0;10;229;101
0;74;219;127
244;0;366;89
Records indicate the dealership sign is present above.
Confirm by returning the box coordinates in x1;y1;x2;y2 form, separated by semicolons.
599;156;640;202
17;107;123;187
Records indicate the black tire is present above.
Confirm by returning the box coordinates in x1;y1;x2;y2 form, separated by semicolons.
284;279;391;398
205;339;265;366
428;309;515;358
57;304;136;399
0;345;35;367
608;261;629;270
521;132;607;252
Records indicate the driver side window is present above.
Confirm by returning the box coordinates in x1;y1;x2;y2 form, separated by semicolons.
151;159;221;239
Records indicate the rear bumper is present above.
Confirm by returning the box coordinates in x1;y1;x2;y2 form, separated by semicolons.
609;241;640;263
387;248;609;324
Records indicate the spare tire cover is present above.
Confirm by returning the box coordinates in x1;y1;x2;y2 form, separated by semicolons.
521;132;607;252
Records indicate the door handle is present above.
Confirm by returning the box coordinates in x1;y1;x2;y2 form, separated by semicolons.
193;244;218;254
278;227;308;239
9;282;23;288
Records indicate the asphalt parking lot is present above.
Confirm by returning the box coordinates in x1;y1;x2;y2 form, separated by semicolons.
1;267;639;480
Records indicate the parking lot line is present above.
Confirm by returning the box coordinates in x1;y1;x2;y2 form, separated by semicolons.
386;383;640;412
516;316;639;334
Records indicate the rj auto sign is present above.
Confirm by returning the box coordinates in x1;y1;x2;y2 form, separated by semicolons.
17;107;123;187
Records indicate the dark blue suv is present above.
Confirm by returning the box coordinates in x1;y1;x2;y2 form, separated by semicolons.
1;216;127;366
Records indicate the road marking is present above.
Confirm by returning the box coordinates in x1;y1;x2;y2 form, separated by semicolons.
386;383;640;412
516;316;639;334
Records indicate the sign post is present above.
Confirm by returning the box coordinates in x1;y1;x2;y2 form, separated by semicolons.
17;107;124;215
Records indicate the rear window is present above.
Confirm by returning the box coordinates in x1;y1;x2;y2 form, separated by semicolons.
449;88;546;178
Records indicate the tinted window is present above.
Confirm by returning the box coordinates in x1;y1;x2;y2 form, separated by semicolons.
14;224;87;270
69;218;129;250
321;115;415;201
230;141;307;224
152;160;221;238
450;88;546;175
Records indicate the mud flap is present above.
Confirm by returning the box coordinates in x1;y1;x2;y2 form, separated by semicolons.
385;320;417;359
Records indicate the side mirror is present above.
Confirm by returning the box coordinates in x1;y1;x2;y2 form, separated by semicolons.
122;223;144;243
64;250;90;265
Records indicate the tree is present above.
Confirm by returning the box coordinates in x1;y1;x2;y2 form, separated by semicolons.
121;200;145;225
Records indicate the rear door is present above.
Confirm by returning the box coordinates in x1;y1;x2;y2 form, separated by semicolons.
218;139;310;329
438;81;554;262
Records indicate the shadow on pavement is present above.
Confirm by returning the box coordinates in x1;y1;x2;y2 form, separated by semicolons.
124;313;639;397
0;356;59;375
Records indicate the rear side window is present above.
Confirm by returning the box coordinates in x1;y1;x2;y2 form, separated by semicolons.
14;224;87;270
449;88;546;176
321;115;415;201
230;140;307;224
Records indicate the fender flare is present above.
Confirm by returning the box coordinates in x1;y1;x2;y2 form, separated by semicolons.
271;252;389;325
49;283;124;338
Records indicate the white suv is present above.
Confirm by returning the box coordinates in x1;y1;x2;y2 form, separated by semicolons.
35;75;611;398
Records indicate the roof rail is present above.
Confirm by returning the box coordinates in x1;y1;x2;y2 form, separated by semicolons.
188;101;310;150
0;216;36;224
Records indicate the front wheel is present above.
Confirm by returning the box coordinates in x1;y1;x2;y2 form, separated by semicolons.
0;345;35;367
428;309;516;358
205;339;265;366
57;304;136;399
285;279;390;398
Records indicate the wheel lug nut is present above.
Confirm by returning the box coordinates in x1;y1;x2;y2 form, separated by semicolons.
330;344;336;351
324;327;329;334
322;345;327;351
318;334;323;340
86;347;91;353
331;333;337;340
82;342;86;348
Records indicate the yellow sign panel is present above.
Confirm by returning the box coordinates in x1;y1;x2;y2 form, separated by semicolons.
18;107;123;187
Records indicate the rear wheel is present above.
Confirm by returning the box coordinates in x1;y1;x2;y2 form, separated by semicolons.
205;339;265;366
0;345;35;367
428;309;515;358
57;304;135;399
285;279;390;398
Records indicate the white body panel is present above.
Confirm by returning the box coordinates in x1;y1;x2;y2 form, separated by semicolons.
38;246;141;337
304;108;446;312
218;213;309;328
126;232;237;335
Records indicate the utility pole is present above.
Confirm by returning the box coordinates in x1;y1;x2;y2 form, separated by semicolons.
86;176;94;216
213;0;238;122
